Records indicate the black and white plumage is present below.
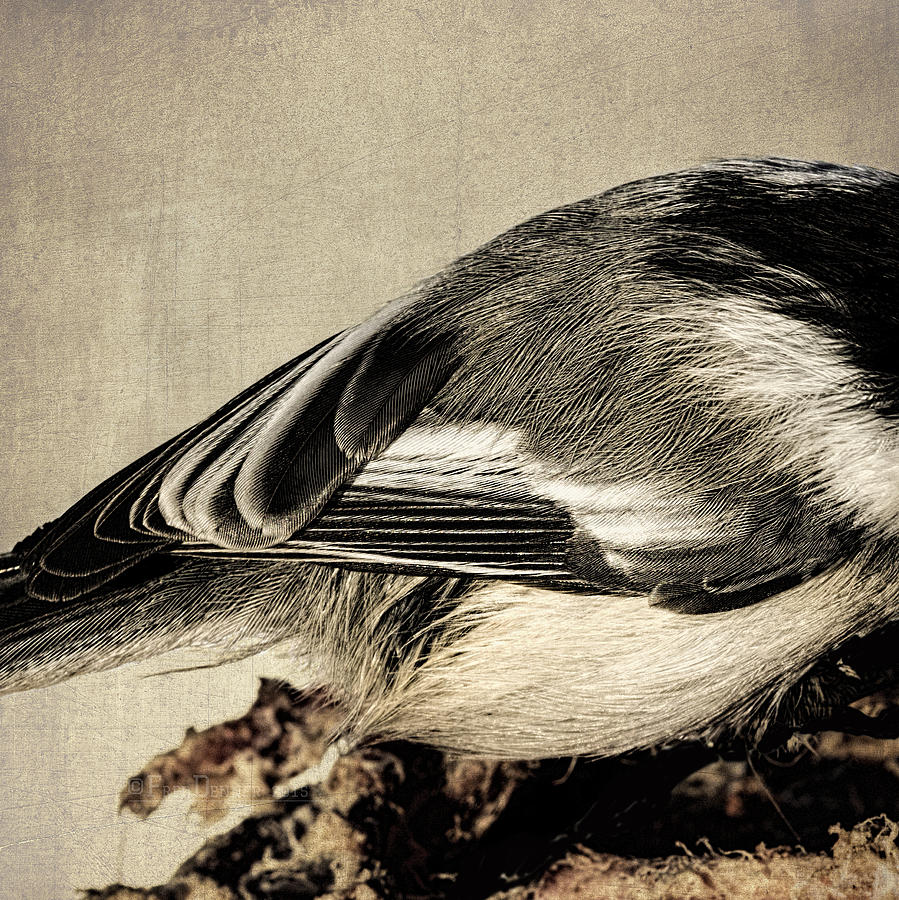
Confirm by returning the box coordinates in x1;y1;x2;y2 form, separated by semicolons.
2;157;899;758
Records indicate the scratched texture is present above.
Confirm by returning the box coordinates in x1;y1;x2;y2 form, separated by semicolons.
1;1;898;897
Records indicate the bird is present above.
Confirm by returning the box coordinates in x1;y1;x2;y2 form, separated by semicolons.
2;156;899;761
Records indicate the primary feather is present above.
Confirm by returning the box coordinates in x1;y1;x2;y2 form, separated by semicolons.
3;157;899;758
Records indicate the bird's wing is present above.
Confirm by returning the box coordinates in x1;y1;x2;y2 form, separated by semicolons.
22;279;859;608
21;282;856;610
22;293;462;600
175;420;584;588
24;164;881;609
218;415;852;613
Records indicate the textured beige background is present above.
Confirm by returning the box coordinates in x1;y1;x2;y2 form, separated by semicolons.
1;0;898;897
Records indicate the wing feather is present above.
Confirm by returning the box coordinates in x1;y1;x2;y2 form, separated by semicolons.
22;299;462;600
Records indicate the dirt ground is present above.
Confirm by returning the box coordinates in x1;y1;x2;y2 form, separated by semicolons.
83;680;899;899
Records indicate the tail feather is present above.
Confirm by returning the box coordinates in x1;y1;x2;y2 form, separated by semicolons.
0;553;315;694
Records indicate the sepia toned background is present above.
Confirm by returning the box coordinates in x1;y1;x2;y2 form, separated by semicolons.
1;0;898;896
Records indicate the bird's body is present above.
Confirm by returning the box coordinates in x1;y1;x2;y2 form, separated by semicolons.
2;158;899;758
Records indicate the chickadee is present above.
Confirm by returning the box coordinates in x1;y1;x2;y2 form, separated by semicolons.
2;157;898;760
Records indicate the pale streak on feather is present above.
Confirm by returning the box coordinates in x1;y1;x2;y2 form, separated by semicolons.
675;293;899;536
357;423;719;551
274;543;559;578
533;476;717;548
